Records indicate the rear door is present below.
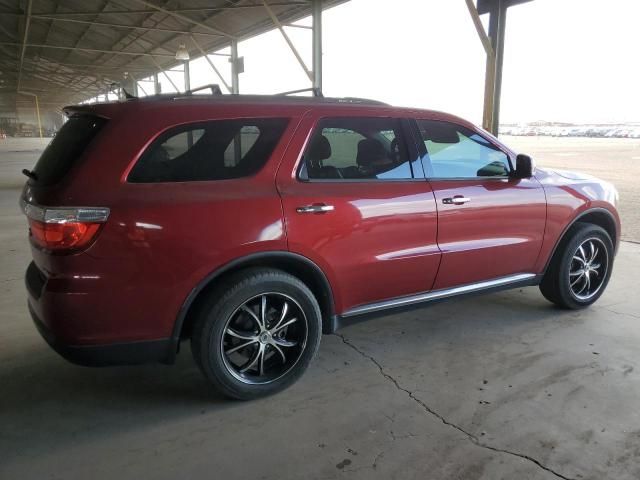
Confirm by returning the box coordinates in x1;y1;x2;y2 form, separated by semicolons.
413;118;546;290
277;111;440;314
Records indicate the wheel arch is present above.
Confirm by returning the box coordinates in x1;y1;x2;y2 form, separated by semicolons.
543;207;618;274
170;251;337;357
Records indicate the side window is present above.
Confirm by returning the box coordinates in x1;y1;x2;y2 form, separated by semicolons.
128;118;289;183
299;117;419;181
416;120;510;179
224;126;260;167
162;129;205;159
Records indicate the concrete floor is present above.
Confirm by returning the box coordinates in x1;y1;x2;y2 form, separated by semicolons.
1;138;640;480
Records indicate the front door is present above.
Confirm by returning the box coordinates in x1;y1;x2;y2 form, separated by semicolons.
413;118;547;290
277;111;440;313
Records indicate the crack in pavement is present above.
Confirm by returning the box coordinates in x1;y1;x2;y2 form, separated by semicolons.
335;333;576;480
597;305;640;320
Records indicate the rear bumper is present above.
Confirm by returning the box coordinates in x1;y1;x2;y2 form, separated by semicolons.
28;301;173;366
26;260;175;367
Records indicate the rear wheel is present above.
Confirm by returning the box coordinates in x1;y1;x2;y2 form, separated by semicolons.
540;223;613;309
191;268;322;400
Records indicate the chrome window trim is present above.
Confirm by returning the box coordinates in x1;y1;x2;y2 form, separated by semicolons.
342;273;537;318
426;176;511;182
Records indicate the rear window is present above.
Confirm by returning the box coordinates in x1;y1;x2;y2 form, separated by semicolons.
128;118;289;183
32;115;107;186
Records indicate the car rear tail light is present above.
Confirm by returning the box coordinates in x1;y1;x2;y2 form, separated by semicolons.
20;199;109;253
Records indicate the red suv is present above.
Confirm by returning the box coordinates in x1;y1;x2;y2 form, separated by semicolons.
21;94;620;399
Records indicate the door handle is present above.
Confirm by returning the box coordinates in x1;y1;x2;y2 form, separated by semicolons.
296;204;335;214
442;196;471;205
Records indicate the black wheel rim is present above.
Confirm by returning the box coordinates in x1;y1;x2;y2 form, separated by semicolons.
568;237;609;301
220;293;308;385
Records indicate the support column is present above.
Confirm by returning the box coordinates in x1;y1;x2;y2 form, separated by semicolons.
312;0;322;94
153;72;160;94
490;0;507;136
231;40;240;94
34;94;42;138
184;60;191;92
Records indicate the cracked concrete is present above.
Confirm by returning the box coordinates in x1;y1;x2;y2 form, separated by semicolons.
3;139;640;479
336;333;575;480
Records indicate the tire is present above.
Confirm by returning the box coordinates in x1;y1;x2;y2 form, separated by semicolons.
540;223;614;309
191;268;322;400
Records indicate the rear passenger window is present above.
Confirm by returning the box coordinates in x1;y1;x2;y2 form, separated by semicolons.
299;117;420;181
416;120;511;178
128;119;288;182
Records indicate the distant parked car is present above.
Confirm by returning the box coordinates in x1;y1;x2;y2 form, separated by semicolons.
21;94;621;399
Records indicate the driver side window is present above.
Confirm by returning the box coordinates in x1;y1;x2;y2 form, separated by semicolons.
299;117;418;181
416;119;510;179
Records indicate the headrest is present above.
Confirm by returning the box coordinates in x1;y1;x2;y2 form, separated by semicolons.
356;138;387;167
307;134;331;161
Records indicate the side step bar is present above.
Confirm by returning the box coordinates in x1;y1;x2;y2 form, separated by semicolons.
341;273;539;319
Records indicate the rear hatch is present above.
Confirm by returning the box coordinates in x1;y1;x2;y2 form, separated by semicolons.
29;113;107;187
21;106;112;257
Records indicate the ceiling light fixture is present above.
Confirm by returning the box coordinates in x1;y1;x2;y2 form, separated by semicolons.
175;44;190;61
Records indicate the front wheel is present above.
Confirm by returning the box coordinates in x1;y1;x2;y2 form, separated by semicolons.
540;223;614;309
191;268;322;400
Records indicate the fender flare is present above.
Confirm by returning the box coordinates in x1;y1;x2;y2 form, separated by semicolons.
542;207;618;274
169;251;336;356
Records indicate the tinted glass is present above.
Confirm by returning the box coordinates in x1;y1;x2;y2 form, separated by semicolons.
32;115;107;186
299;117;417;181
129;118;289;183
416;120;510;178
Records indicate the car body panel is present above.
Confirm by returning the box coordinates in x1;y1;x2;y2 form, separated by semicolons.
532;167;620;273
276;110;441;313
20;96;621;365
428;177;547;289
25;102;302;345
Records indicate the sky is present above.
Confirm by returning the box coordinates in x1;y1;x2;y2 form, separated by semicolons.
153;0;640;125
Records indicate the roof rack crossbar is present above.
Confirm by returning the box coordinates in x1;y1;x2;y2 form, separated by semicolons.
275;87;323;97
185;83;223;95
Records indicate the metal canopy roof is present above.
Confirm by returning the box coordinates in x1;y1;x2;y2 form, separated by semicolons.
0;0;346;114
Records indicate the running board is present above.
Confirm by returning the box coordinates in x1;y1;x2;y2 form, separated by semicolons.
341;273;539;319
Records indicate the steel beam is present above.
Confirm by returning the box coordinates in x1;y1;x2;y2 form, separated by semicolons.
262;0;313;82
464;0;493;57
15;91;43;137
148;54;180;92
0;42;177;57
130;0;234;38
16;0;33;93
0;3;311;17
30;15;223;38
474;0;531;135
191;35;231;93
100;0;235;84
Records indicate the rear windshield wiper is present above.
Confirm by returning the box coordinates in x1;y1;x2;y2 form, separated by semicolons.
22;169;38;181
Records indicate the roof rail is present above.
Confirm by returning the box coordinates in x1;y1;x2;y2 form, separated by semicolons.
336;97;388;105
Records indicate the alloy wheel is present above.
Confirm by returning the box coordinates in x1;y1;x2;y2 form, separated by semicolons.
220;293;308;384
568;237;609;301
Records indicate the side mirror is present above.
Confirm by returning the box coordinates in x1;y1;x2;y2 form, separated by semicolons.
513;154;535;178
